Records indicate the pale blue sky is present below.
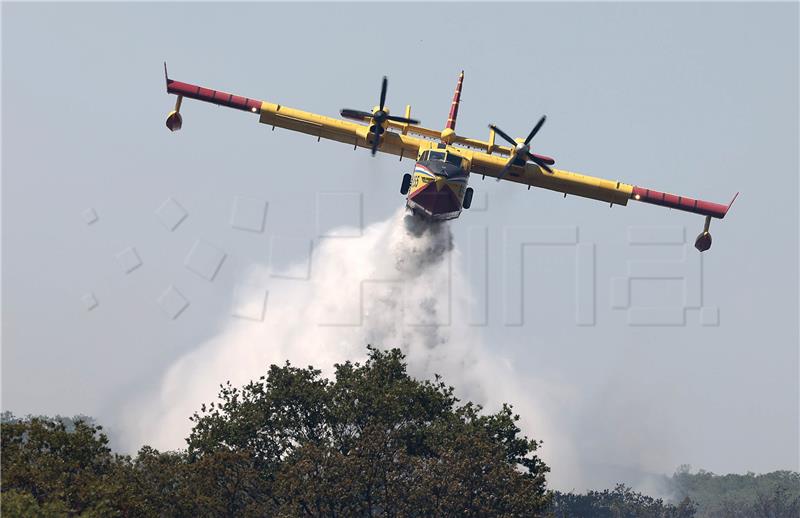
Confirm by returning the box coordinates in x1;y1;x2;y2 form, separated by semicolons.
2;2;798;491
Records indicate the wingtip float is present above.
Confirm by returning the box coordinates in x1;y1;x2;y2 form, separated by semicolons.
162;64;737;252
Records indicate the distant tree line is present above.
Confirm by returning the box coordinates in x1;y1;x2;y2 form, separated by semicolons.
1;347;797;517
667;465;799;518
548;467;800;518
548;484;697;517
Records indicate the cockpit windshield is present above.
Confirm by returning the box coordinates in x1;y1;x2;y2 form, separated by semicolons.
419;150;465;171
424;150;463;165
446;154;463;168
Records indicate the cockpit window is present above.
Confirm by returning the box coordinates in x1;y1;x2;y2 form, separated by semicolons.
446;154;463;168
429;151;446;162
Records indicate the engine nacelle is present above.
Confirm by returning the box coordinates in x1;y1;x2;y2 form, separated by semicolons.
368;124;385;136
366;124;386;148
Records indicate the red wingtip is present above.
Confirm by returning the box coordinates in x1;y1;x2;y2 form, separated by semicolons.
631;186;735;219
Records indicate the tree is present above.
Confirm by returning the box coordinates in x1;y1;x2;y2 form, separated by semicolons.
3;347;799;517
187;346;551;516
668;467;800;517
548;484;697;518
1;415;121;516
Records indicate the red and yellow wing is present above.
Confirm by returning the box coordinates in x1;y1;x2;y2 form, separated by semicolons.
165;73;425;159
469;151;633;206
468;149;736;219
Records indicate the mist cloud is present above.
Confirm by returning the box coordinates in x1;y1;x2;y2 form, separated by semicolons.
120;208;579;488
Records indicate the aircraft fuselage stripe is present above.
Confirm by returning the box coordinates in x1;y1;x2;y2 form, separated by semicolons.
414;164;436;177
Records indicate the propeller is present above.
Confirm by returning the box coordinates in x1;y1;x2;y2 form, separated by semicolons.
489;115;554;180
340;77;420;155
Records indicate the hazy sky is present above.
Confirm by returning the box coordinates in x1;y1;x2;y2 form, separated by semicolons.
2;2;798;492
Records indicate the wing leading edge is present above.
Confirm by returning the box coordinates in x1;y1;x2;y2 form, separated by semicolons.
470;150;737;251
164;65;736;251
164;68;424;160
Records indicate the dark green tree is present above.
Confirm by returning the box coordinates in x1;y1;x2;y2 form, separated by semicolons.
187;346;551;516
1;415;128;517
0;347;548;516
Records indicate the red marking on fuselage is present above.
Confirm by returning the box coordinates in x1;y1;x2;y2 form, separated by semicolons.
414;163;436;177
408;180;461;217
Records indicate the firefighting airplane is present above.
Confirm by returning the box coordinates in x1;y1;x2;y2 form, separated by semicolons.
164;65;737;252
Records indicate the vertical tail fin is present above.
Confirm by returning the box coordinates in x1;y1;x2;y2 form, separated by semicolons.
445;71;464;131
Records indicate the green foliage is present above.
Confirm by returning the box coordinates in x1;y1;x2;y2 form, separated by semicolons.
187;346;551;516
4;347;796;517
2;346;550;516
1;411;97;431
668;465;800;518
1;415;121;516
1;489;70;518
548;484;697;518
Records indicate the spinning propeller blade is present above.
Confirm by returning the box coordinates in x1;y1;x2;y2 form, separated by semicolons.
489;124;516;146
525;115;546;145
340;76;420;156
527;152;553;173
379;76;388;111
386;114;419;124
340;109;373;121
489;116;554;179
371;133;381;156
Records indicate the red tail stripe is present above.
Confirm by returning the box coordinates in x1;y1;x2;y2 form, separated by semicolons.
445;71;464;131
167;79;262;113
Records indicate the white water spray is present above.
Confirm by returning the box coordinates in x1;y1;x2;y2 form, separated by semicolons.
120;208;578;487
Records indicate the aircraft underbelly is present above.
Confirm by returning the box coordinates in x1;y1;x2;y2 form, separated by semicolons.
406;181;463;220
